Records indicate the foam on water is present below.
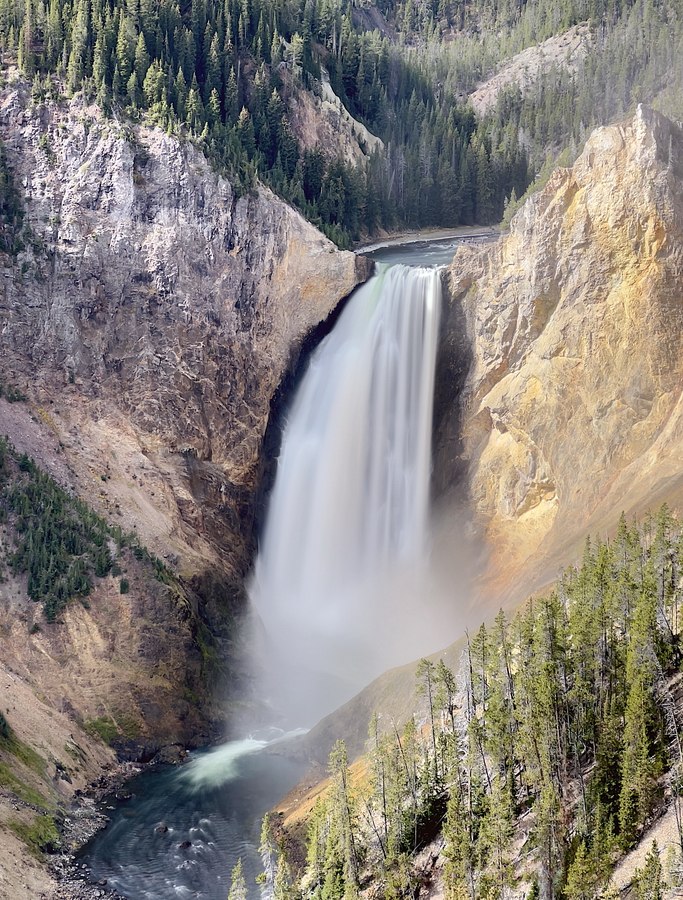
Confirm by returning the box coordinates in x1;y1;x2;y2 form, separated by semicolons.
180;739;268;790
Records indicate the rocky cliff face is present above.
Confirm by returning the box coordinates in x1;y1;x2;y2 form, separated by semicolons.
296;104;683;785
0;74;368;750
440;105;683;600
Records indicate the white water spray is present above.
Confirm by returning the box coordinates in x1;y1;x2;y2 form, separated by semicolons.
250;264;442;724
180;729;308;791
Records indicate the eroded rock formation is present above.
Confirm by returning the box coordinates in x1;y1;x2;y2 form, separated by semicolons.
440;104;683;600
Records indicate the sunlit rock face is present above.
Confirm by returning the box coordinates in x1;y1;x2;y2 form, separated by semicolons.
0;83;368;576
255;107;683;770
0;81;368;742
439;105;683;601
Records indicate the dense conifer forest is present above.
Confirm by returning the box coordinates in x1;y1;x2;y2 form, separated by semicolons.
0;436;179;621
252;507;683;898
2;0;681;246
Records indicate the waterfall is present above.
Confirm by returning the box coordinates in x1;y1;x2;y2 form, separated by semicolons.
250;264;442;724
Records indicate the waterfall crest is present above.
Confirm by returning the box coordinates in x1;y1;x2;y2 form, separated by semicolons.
250;264;442;723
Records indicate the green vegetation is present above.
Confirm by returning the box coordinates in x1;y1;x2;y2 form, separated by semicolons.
0;710;46;775
0;0;531;246
0;713;56;814
0;379;27;402
0;0;679;243
634;841;664;900
228;858;249;900
0;435;177;622
0;436;115;620
9;814;60;856
0;139;26;254
479;0;683;185
83;716;119;744
3;733;46;776
84;712;141;744
501;147;575;228
0;763;47;807
284;505;683;897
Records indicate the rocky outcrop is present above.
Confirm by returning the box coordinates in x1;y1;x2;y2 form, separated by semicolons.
467;23;591;116
0;75;368;749
440;105;683;600
288;68;384;168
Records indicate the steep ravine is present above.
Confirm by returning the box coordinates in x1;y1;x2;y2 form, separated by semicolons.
2;83;683;897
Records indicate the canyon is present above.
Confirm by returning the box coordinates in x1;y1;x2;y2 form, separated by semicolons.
0;74;367;898
1;66;683;897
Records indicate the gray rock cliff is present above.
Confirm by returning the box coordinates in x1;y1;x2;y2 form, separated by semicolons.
0;77;368;746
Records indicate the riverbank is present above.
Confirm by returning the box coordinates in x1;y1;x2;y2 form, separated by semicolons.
47;744;193;900
354;225;499;254
45;764;139;900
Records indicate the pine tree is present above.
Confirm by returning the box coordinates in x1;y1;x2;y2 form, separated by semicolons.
258;813;277;894
134;33;150;85
237;106;255;155
416;658;438;766
477;773;514;896
18;0;34;75
535;779;563;900
619;582;661;847
634;841;663;900
227;858;248;900
564;841;598;900
328;740;360;894
116;15;136;85
442;788;474;900
273;852;294;900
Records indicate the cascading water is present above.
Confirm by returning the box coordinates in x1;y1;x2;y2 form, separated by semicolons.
81;245;464;900
250;264;442;724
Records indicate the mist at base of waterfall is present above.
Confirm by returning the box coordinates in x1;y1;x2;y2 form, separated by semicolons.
249;263;468;728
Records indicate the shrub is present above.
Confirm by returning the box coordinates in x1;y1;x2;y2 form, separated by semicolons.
9;815;60;856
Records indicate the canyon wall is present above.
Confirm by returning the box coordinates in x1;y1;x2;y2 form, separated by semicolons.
439;104;683;602
0;74;368;751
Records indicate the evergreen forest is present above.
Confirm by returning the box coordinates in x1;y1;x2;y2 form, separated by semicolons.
0;436;178;621
253;507;683;898
1;0;682;245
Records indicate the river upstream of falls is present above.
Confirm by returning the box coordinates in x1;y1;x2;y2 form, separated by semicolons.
80;238;457;899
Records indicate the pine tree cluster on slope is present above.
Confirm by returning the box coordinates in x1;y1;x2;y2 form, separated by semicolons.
253;506;683;899
0;0;531;245
0;436;181;622
2;0;679;244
